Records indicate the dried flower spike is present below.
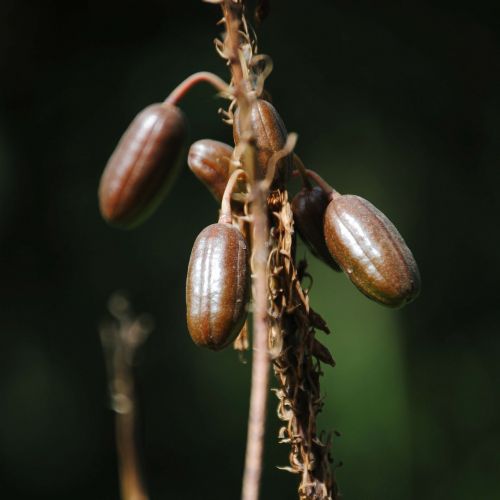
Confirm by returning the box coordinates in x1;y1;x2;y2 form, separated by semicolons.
99;103;187;229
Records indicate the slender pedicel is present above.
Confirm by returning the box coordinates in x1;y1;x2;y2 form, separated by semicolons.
165;71;230;106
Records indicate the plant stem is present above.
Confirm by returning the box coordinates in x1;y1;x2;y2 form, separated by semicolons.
114;361;148;500
303;169;340;198
292;154;312;189
100;293;152;500
219;168;246;224
242;165;270;500
220;2;271;500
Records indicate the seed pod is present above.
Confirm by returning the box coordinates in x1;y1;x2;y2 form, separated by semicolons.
186;223;250;350
187;139;233;201
324;195;421;308
99;102;187;229
292;186;341;271
233;99;292;187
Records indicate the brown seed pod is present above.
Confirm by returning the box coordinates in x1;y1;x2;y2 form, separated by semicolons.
98;102;187;229
187;139;233;201
291;186;341;272
233;99;292;187
324;194;421;308
186;223;250;350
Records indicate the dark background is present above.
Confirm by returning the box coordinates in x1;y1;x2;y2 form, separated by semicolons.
0;1;499;499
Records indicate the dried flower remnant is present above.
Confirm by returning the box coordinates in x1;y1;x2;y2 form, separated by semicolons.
268;190;338;499
99;292;153;500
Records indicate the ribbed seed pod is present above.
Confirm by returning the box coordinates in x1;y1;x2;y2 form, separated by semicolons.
291;186;341;271
186;223;250;350
98;102;187;229
233;99;292;187
324;195;421;308
187;139;233;201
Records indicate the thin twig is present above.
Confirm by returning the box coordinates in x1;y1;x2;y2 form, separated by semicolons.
242;159;270;500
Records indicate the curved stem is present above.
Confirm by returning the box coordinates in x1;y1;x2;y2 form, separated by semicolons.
261;132;298;191
219;168;246;224
292;154;312;189
304;169;334;194
293;168;341;198
164;71;230;106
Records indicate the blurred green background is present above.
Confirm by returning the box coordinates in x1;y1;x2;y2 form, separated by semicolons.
0;1;499;498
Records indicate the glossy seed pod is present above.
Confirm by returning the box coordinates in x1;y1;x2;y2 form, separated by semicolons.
186;223;250;350
324;195;421;308
233;99;292;187
187;139;233;201
291;186;341;271
99;102;187;229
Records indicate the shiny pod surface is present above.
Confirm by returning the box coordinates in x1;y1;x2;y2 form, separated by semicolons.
99;103;186;229
187;139;233;201
291;186;341;271
324;195;421;308
233;99;292;187
186;223;250;350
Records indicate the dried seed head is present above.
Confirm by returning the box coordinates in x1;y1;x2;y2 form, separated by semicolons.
187;139;233;201
291;186;341;272
186;223;250;350
98;103;187;229
233;99;292;187
324;194;421;308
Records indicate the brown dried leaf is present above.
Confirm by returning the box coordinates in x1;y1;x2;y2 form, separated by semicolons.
233;321;249;352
